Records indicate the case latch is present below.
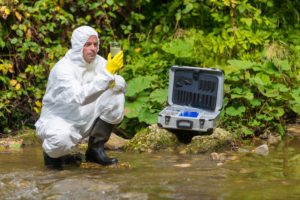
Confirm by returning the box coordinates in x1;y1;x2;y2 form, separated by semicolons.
165;116;171;125
199;119;205;128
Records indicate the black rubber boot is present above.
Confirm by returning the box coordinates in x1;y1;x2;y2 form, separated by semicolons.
85;136;118;165
61;153;83;167
43;151;63;170
85;118;118;166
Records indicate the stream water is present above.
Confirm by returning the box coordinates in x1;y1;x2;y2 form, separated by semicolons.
1;133;300;199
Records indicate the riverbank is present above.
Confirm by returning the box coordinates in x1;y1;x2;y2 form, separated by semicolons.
1;120;299;157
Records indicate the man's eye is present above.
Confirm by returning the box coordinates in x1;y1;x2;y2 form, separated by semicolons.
84;43;98;47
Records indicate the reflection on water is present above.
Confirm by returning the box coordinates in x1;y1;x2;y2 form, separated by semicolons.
1;136;300;199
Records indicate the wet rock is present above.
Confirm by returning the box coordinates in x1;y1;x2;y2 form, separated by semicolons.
124;124;179;152
105;133;129;150
210;152;227;162
267;133;281;145
254;144;269;156
237;147;251;153
259;132;269;140
44;178;120;200
173;163;191;168
0;173;39;199
0;129;40;151
210;152;238;163
210;152;220;160
0;138;23;152
239;168;254;174
120;192;148;200
181;128;233;154
287;124;300;136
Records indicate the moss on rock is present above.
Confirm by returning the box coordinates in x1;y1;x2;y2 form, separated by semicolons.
181;128;234;154
124;124;179;152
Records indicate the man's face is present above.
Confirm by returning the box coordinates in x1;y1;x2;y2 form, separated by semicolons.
83;35;98;63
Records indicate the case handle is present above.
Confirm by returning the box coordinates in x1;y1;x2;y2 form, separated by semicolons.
176;120;193;129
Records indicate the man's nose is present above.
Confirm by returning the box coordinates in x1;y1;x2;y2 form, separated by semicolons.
91;44;98;51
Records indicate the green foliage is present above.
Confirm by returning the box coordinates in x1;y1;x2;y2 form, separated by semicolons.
221;57;299;136
0;0;299;138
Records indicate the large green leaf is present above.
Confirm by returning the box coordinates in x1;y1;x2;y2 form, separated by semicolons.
273;83;289;92
125;96;149;118
289;83;300;114
225;106;246;116
276;124;285;136
256;114;273;121
228;59;257;70
290;102;300;114
241;126;254;136
126;76;156;97
257;86;279;97
269;107;285;119
250;99;262;107
263;61;278;75
139;107;158;124
276;60;291;71
162;38;193;58
231;87;254;100
291;88;300;101
150;88;168;103
253;72;271;86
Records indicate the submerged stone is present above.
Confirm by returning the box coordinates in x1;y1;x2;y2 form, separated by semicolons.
43;178;120;199
253;144;269;156
124;124;179;152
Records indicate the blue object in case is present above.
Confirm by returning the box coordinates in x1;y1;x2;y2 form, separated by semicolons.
179;111;199;118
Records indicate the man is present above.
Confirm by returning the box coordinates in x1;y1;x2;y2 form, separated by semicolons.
35;26;125;169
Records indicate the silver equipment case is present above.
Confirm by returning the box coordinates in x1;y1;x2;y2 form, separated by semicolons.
158;66;224;132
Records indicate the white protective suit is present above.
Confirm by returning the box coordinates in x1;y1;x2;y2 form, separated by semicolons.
35;26;125;158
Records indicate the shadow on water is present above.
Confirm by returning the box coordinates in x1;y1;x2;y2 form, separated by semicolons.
1;128;300;199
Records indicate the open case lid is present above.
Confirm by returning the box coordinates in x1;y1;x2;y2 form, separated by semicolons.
168;66;224;112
